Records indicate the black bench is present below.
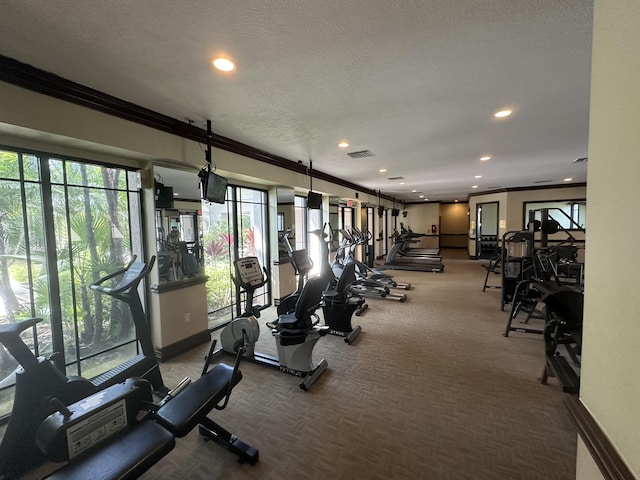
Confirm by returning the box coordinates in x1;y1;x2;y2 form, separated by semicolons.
41;362;258;479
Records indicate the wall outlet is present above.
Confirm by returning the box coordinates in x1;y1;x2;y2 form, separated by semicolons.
184;313;191;324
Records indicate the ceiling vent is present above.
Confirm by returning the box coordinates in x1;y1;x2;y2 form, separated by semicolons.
347;149;376;159
387;176;405;181
572;157;588;163
533;180;553;184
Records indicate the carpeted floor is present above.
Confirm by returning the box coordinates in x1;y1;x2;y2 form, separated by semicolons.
143;249;577;480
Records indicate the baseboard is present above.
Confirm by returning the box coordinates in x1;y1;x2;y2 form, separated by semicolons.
565;396;635;480
155;330;211;362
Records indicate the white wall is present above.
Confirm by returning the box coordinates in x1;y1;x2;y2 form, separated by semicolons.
579;0;640;477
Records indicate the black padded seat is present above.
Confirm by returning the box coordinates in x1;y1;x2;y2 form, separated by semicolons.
155;363;241;437
46;421;175;480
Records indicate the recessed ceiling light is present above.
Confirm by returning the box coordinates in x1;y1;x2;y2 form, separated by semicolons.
411;189;417;193
379;169;387;173
494;109;512;118
338;141;349;148
480;156;491;161
419;195;424;198
424;198;429;201
211;57;237;72
472;185;478;189
474;175;482;179
454;199;459;202
399;182;405;185
173;192;179;196
564;177;573;182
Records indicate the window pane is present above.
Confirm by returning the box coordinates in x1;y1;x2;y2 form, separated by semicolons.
22;154;40;181
49;158;64;184
80;342;138;380
0;150;19;179
524;201;586;230
239;187;264;204
202;199;233;327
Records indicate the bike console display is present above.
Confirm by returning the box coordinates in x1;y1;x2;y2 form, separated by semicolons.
234;257;265;288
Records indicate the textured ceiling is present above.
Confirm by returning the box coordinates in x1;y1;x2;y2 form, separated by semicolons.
0;0;593;201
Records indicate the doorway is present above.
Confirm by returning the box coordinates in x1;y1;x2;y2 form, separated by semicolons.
476;202;499;259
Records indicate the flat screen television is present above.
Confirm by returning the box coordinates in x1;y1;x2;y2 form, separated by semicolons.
199;168;228;204
307;191;322;209
391;208;400;217
155;184;174;209
377;206;385;217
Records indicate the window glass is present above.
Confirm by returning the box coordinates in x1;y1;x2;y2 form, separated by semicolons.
524;200;586;230
0;149;144;419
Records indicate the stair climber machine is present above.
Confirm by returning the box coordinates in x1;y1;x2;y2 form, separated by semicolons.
215;256;330;391
333;229;407;301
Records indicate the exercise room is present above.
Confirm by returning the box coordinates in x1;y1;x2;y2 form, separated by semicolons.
1;1;639;479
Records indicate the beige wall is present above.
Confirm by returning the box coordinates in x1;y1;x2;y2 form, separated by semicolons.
578;0;640;477
440;203;469;248
403;203;440;249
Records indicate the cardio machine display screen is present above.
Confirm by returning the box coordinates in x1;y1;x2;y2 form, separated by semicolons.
235;257;263;286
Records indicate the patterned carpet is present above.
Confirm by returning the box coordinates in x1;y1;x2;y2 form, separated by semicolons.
143;250;577;480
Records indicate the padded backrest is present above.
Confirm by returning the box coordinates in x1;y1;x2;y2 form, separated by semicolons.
295;276;325;321
336;262;356;293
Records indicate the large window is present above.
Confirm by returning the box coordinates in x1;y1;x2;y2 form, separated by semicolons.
0;148;144;418
201;185;269;328
524;200;586;230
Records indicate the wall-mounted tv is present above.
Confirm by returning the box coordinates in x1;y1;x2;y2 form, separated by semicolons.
155;182;174;209
199;167;228;204
307;191;322;209
377;206;385;217
391;208;400;217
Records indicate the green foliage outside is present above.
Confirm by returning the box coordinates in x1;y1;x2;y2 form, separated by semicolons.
0;151;138;373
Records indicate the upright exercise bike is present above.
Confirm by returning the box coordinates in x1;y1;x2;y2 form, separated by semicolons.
216;256;329;390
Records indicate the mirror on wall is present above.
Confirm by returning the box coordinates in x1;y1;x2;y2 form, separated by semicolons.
276;187;296;260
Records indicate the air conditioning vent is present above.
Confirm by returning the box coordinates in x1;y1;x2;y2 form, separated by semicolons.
533;180;553;184
572;157;588;163
347;149;376;159
387;176;405;181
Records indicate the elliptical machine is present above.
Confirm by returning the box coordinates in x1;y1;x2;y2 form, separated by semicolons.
216;256;329;390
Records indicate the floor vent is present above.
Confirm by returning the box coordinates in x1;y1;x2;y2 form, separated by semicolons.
347;149;376;159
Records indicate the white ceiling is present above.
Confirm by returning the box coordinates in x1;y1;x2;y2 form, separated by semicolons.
0;0;592;202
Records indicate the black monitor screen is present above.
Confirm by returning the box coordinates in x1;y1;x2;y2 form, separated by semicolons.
307;191;322;209
201;170;228;204
156;186;174;209
391;208;400;217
